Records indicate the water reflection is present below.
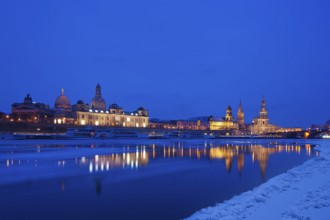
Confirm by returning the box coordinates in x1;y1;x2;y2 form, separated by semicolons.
78;142;316;178
1;142;317;179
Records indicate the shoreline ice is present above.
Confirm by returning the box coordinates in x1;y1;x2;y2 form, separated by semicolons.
186;140;330;220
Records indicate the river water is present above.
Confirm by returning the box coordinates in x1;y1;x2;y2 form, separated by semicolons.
0;139;317;220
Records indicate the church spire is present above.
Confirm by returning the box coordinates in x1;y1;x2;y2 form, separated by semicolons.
260;96;268;119
95;83;102;97
238;99;243;112
61;88;64;95
237;100;245;129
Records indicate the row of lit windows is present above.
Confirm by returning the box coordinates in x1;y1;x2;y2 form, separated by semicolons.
87;109;144;116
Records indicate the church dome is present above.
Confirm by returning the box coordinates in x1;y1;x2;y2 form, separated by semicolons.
55;89;71;110
110;103;121;110
90;83;106;111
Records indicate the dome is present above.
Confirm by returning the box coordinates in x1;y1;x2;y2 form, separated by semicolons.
55;89;71;110
109;103;121;110
77;100;85;105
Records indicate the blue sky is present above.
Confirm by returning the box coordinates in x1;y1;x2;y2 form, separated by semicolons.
0;0;329;128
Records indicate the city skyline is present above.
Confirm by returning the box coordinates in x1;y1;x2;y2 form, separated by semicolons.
1;1;330;128
2;84;319;129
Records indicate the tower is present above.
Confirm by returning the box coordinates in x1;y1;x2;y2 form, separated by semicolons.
259;97;269;126
225;105;233;122
237;100;245;129
95;83;102;98
90;83;106;111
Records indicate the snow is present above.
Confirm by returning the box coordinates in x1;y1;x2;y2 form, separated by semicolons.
186;140;330;220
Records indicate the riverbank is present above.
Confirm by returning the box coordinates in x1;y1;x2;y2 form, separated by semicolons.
186;140;330;220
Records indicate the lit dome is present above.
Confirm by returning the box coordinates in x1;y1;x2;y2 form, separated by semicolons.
55;89;71;110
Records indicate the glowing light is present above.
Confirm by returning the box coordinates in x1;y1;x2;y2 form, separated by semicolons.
143;149;146;159
81;120;85;125
89;163;93;173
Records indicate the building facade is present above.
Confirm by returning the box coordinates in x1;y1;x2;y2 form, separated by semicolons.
177;120;209;130
210;105;239;130
47;84;150;127
249;97;278;134
75;105;149;128
11;94;54;123
53;89;75;124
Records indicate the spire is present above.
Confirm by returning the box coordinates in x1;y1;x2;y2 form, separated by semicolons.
61;88;64;95
261;96;266;109
259;96;268;119
238;99;243;112
95;83;102;97
237;99;245;129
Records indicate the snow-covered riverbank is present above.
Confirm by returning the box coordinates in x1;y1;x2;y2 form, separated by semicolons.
186;140;330;220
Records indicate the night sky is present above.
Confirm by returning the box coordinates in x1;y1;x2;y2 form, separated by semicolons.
0;0;329;128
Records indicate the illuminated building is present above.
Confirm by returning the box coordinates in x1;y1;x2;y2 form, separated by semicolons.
209;105;239;130
249;97;278;134
45;84;150;127
75;84;149;127
11;94;53;123
247;97;302;134
75;105;149;127
275;128;302;133
177;119;209;130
